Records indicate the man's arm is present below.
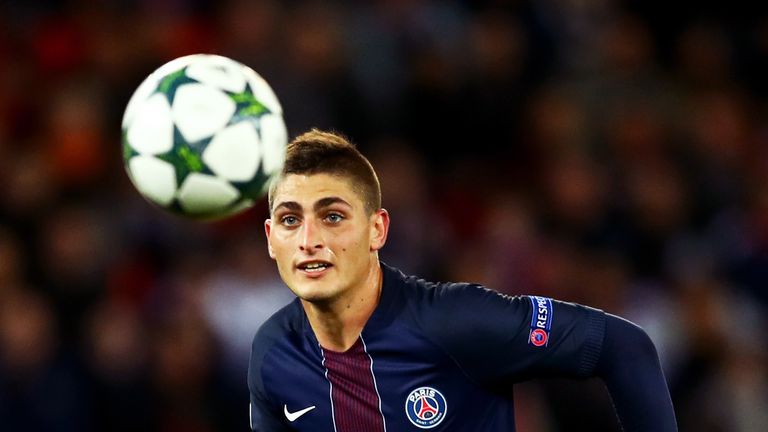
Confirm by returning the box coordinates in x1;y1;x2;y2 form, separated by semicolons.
416;284;677;431
594;314;677;432
248;320;294;432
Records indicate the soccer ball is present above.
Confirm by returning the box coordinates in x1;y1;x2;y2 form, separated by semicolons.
122;54;287;220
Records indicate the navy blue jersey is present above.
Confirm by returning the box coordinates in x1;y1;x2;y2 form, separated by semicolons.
248;263;606;431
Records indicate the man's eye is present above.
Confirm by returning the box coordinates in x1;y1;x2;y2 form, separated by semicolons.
281;216;299;226
325;213;344;223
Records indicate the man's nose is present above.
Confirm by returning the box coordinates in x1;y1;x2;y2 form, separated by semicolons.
299;218;324;252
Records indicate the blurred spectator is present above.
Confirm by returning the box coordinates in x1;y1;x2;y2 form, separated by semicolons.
39;204;114;343
0;289;88;432
83;300;151;432
371;139;447;276
0;228;25;294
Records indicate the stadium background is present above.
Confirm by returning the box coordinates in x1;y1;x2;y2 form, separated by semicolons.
1;1;767;431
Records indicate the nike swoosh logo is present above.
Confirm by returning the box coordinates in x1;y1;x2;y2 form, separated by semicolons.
284;404;316;422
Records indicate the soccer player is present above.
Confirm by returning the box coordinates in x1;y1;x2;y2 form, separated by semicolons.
248;130;677;431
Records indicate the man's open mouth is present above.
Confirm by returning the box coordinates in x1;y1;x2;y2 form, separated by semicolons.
298;261;333;273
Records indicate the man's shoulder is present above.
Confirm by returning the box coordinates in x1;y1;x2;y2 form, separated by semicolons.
251;297;303;352
382;263;510;317
249;297;303;394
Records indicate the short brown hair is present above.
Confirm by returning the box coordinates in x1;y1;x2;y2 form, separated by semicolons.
268;129;381;215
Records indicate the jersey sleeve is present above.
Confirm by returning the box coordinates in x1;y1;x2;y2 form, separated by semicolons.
248;328;293;432
595;313;677;431
416;283;606;389
249;390;289;432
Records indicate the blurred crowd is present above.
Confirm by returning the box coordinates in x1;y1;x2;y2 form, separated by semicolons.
1;0;768;431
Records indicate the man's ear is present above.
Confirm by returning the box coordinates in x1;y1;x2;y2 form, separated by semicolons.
264;219;275;259
370;209;390;251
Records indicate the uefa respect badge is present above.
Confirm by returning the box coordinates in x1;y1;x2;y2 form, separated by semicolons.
405;386;447;429
528;296;553;347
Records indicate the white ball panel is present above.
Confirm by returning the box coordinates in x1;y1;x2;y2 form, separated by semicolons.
177;173;240;215
128;156;177;206
227;199;254;216
123;54;201;131
172;83;236;143
126;93;174;155
243;67;283;115
186;57;247;93
259;114;287;176
203;122;261;182
122;74;161;129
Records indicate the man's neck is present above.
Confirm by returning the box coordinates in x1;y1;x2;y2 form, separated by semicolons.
302;263;383;352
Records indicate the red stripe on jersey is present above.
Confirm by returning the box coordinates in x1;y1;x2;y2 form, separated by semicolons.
322;337;386;432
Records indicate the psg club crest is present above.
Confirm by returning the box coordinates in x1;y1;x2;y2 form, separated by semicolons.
405;386;447;429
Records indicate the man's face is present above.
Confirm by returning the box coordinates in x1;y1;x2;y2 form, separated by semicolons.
265;173;389;304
